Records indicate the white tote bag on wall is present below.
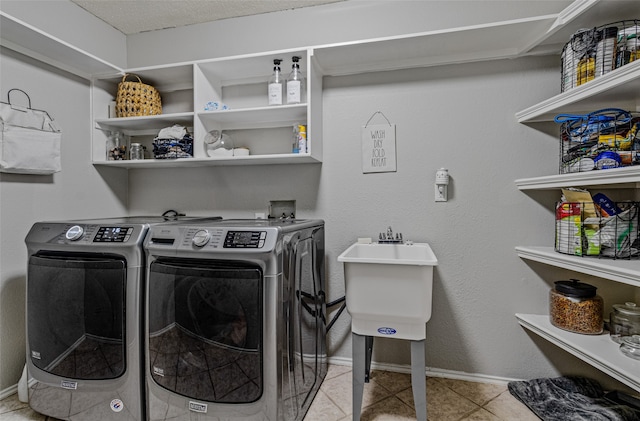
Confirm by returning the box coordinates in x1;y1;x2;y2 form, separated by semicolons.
0;89;61;175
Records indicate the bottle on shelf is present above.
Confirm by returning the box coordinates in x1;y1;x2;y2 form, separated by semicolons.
268;59;284;106
577;52;595;86
292;125;300;153
298;124;307;153
595;26;618;77
286;56;305;104
291;124;307;153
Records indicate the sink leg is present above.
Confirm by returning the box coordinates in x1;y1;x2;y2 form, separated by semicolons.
411;340;427;421
352;332;366;421
365;335;374;383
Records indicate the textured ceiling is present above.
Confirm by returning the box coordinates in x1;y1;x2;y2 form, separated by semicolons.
70;0;344;35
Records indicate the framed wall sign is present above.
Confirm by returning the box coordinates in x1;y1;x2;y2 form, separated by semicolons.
361;111;396;173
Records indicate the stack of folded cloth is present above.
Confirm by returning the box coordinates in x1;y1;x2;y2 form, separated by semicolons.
153;125;193;159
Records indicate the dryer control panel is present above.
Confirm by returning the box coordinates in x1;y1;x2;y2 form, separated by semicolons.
147;225;278;253
62;225;135;243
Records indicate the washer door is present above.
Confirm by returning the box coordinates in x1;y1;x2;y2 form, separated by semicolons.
27;252;127;380
148;258;263;404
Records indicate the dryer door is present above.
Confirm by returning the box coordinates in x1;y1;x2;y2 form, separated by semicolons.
283;234;326;418
27;252;127;380
147;257;263;404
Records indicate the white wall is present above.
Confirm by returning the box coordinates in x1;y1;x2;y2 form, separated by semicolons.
126;55;636;386
125;1;639;389
0;47;128;393
124;0;640;388
126;0;572;66
1;0;637;394
1;0;127;68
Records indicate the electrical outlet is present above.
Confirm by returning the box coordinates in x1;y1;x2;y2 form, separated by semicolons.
435;184;447;202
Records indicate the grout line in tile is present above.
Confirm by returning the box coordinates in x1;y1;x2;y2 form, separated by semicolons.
2;367;532;421
455;406;485;421
480;389;515;420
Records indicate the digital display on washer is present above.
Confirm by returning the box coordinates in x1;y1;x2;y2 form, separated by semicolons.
93;227;131;242
224;231;266;248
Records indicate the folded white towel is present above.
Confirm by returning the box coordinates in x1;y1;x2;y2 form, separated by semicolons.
157;124;186;139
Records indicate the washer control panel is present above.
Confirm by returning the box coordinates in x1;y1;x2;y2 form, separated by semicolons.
93;227;134;243
30;222;143;246
224;231;266;248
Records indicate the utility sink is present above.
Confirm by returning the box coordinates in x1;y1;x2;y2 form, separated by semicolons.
338;242;438;341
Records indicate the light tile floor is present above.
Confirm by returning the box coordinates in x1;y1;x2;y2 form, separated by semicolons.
0;365;538;421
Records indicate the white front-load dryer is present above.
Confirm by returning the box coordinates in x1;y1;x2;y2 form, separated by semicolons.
143;219;327;421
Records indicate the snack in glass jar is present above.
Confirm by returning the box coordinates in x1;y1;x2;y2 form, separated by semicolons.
549;279;603;334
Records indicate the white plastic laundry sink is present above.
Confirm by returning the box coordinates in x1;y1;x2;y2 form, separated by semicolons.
338;242;438;341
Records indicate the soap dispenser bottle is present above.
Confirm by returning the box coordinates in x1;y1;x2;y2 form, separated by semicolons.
286;56;305;104
268;59;284;106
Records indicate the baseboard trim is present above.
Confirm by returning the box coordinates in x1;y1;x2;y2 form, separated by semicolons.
327;356;521;386
0;384;18;401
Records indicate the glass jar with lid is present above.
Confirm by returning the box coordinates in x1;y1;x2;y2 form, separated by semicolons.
130;143;145;160
610;302;640;343
620;335;640;360
549;279;603;334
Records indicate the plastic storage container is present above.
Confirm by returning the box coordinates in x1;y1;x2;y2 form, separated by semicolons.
610;302;640;343
549;279;603;334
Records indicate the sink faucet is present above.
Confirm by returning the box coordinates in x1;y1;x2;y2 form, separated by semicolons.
379;226;403;243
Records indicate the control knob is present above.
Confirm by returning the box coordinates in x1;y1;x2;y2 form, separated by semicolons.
192;229;210;247
65;225;84;241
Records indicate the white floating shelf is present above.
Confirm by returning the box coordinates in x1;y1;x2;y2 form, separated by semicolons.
197;104;307;130
515;167;640;190
516;60;640;123
516;313;640;392
0;11;122;79
515;246;640;287
93;154;320;169
313;15;558;76
95;113;195;134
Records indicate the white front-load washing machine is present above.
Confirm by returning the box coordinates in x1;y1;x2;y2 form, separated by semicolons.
143;219;327;421
24;215;219;420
